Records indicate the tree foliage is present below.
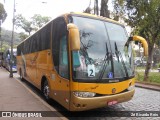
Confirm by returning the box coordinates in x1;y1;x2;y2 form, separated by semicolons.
0;28;21;51
114;0;160;81
0;3;7;22
18;32;28;41
14;14;51;35
0;3;7;52
31;14;51;31
15;14;33;35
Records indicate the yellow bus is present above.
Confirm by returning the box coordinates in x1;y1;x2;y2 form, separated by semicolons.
17;13;148;111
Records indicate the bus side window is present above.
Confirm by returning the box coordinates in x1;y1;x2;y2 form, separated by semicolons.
59;36;69;79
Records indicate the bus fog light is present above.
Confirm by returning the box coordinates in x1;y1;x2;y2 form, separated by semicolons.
73;91;96;98
127;85;135;91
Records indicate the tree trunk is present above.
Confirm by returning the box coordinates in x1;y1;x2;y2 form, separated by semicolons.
84;7;92;14
144;44;154;81
0;41;3;52
94;0;99;15
100;0;110;18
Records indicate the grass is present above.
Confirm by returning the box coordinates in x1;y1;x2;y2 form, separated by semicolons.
135;66;146;70
136;72;160;84
136;66;158;70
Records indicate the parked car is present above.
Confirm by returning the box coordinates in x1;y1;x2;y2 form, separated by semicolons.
134;57;147;66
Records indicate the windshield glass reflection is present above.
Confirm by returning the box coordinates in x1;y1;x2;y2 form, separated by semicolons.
72;16;134;81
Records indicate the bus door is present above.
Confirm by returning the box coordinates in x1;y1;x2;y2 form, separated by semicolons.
51;17;70;109
53;36;70;109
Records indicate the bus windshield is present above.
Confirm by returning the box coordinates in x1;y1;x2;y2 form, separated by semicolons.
72;16;134;82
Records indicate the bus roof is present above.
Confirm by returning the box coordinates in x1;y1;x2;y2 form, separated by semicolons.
69;12;124;26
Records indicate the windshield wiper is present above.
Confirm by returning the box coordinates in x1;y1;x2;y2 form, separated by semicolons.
97;42;111;82
115;42;129;78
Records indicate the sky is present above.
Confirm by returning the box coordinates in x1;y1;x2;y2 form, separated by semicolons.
0;0;97;31
0;0;131;34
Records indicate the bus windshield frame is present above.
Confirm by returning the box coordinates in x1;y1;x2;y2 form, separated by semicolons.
71;16;134;83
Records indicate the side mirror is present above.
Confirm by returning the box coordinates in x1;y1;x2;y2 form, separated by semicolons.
67;23;80;51
129;36;148;56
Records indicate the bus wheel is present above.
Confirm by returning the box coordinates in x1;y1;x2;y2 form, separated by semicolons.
43;80;51;103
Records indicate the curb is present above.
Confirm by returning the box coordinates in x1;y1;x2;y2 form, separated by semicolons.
135;82;160;92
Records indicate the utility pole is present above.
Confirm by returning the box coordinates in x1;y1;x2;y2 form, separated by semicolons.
10;0;15;78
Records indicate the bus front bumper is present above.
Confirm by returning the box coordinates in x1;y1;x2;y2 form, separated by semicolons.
70;89;135;111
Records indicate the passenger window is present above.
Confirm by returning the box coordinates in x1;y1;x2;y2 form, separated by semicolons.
59;36;69;79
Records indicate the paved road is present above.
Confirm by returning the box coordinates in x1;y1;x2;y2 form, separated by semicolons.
1;69;159;120
14;73;160;120
107;87;160;111
65;88;160;120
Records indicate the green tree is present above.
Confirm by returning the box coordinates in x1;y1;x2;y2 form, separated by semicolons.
114;0;160;81
31;14;51;31
15;14;33;35
0;3;7;52
19;32;28;41
0;3;7;22
0;28;20;51
15;14;51;35
112;0;125;21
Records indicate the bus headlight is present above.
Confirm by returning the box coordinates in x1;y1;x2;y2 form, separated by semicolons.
73;91;96;98
127;85;135;91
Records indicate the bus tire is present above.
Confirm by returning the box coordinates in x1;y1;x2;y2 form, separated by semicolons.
42;80;52;104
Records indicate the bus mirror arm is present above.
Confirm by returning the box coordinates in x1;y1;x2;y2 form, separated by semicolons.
129;35;148;56
67;24;80;51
